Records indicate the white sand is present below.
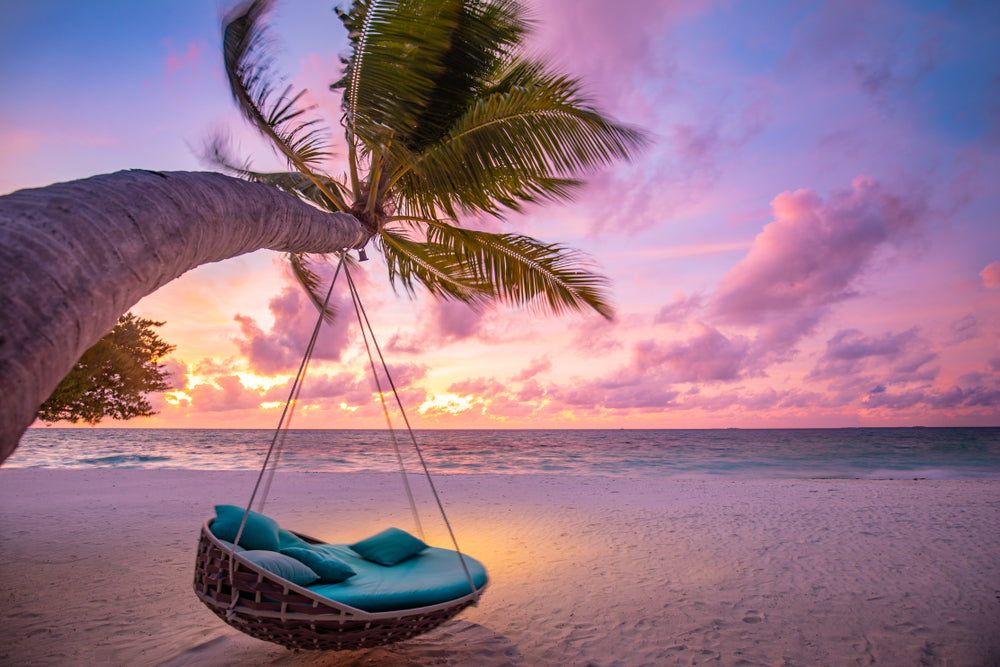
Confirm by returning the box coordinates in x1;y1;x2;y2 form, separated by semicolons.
1;469;999;666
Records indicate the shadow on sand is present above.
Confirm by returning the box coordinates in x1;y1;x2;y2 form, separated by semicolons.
158;620;522;666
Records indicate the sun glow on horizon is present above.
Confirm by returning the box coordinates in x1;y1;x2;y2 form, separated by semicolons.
418;393;479;416
164;391;191;406
238;372;291;391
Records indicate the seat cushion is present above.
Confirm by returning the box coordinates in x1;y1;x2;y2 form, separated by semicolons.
307;545;487;613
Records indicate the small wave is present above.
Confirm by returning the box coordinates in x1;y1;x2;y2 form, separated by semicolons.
75;454;173;466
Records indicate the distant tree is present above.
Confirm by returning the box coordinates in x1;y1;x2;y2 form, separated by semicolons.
37;313;176;424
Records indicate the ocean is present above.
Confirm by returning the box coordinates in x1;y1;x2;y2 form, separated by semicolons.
7;427;1000;479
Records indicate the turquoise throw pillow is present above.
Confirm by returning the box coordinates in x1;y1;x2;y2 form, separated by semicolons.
350;527;428;566
211;505;281;551
241;550;319;586
281;547;356;583
216;539;246;553
277;528;311;551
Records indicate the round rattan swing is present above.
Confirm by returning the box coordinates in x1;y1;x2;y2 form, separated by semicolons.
193;254;487;651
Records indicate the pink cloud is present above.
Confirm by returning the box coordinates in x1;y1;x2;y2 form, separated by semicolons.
234;284;353;374
447;377;506;399
653;293;704;325
387;299;487;353
371;363;429;394
981;261;1000;288
291;371;364;403
570;315;624;354
160;358;187;391
164;38;207;78
712;177;925;351
551;369;680;411
188;375;265;413
515;378;546;402
528;0;702;106
510;356;551;382
633;323;752;383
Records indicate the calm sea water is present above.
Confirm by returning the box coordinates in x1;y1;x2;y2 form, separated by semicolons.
6;428;1000;480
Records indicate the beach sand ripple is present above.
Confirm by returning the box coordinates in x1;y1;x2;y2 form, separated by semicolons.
1;470;999;666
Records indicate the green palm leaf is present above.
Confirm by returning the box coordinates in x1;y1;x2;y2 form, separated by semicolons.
223;0;348;211
423;222;614;318
218;0;647;325
288;252;340;323
335;0;459;147
378;228;489;303
393;61;647;217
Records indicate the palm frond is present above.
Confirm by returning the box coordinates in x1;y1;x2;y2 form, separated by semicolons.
426;221;615;319
378;228;491;304
204;134;353;212
334;0;460;148
223;0;349;211
253;172;352;212
391;58;648;216
288;253;340;323
396;0;529;153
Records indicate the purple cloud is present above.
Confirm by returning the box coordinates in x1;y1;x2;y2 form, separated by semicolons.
712;177;925;351
809;327;938;385
949;314;979;344
654;293;704;325
570;315;625;354
511;356;552;382
633;323;752;383
784;0;944;107
234;285;353;374
528;0;702;107
387;299;487;354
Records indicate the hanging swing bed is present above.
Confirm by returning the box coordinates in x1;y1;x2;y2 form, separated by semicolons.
192;255;488;651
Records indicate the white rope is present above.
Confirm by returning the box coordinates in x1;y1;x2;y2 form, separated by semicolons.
343;265;424;539
227;254;347;615
226;254;479;611
343;265;480;602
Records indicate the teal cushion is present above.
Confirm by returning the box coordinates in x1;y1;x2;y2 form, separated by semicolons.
241;550;319;586
308;546;488;612
215;539;246;553
278;528;311;551
210;505;280;551
349;527;428;566
281;546;356;583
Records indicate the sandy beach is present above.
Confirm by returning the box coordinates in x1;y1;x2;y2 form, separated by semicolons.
1;469;999;666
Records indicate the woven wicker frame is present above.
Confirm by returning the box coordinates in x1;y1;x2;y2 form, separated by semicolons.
193;520;485;651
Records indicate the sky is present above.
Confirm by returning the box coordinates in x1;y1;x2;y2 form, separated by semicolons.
3;0;999;430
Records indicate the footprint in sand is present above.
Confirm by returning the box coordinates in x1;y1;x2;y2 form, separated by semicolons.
742;610;764;624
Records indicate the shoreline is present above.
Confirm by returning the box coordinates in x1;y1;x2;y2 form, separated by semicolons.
2;469;999;665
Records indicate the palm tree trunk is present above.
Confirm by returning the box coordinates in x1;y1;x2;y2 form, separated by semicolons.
0;170;368;464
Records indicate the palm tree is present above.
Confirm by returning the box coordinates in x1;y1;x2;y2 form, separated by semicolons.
0;170;364;464
215;0;646;320
0;0;645;465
